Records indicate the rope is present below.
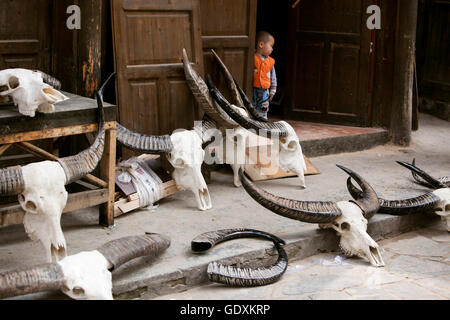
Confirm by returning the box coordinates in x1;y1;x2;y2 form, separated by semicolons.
117;158;164;208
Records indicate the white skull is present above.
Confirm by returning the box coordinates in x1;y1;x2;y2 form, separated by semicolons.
320;201;384;267
19;161;68;262
277;121;306;188
0;69;68;117
224;127;249;187
58;250;113;300
168;130;212;211
432;189;450;232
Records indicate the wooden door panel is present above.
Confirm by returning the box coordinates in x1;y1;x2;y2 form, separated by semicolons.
111;0;203;144
0;0;51;71
287;0;372;126
294;41;324;113
327;43;361;116
200;0;257;97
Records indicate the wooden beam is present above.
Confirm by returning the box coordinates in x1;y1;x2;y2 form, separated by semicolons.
0;121;116;145
15;141;108;188
0;189;109;228
0;144;11;156
99;127;117;227
390;0;419;145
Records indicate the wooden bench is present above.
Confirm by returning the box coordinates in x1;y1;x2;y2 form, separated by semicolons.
0;92;117;228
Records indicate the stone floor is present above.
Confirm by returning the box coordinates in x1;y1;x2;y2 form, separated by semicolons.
153;223;450;300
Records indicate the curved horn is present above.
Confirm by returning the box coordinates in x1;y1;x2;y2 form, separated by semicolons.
233;78;269;122
96;233;170;271
0;263;64;299
207;241;288;287
116;123;174;154
191;229;287;287
346;178;442;215
193;114;217;144
210;49;245;109
35;70;62;90
206;75;288;138
56;73;115;184
182;48;238;129
397;160;448;189
238;168;342;224
0;166;25;196
336;165;380;219
191;228;285;252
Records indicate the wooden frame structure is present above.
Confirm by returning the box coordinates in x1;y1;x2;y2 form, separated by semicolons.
0;92;117;228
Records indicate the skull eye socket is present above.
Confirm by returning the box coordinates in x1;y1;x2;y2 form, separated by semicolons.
25;201;37;211
340;222;351;231
280;138;287;144
445;204;450;212
8;76;20;89
72;286;85;296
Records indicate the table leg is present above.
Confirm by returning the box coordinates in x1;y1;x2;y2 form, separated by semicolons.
99;125;117;227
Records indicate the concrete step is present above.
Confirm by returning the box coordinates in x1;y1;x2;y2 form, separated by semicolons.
282;119;391;157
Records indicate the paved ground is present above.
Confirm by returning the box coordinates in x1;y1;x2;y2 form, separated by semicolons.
153;223;450;300
0;113;449;300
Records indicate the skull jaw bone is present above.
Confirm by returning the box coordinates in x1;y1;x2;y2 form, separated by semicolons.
58;250;113;300
20;161;68;263
433;189;450;232
277;121;307;189
169;130;213;211
320;201;385;267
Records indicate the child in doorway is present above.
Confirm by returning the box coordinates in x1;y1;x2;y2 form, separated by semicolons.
253;31;277;120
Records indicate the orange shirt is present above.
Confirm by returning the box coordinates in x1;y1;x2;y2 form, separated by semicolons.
253;54;275;89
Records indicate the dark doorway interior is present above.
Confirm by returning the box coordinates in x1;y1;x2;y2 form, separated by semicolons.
256;2;289;118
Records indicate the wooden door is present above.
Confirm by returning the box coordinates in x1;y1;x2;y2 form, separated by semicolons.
199;0;257;98
285;0;372;126
111;0;204;141
0;0;51;71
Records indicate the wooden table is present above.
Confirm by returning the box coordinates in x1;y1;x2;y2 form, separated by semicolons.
0;92;117;228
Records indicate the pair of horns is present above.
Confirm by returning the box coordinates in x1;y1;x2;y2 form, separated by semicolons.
0;73;114;195
209;49;268;123
403;159;449;189
182;48;237;129
239;165;380;223
347;161;446;215
0;233;170;299
192;229;287;287
206;75;289;138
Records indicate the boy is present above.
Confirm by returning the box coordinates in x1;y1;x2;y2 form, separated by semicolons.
253;31;277;120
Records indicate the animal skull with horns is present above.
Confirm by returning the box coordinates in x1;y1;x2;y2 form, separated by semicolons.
0;233;170;300
202;51;307;188
0;69;68;117
116;119;213;211
347;161;450;232
182;48;307;188
238;165;385;267
0;73;114;262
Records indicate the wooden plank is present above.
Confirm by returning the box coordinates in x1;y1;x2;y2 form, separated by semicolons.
244;132;320;181
99;127;117;227
0;189;109;228
15;141;108;188
0;121;116;145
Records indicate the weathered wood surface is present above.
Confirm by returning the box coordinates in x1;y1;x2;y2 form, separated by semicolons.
0;122;115;145
0;92;117;135
0;189;109;228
